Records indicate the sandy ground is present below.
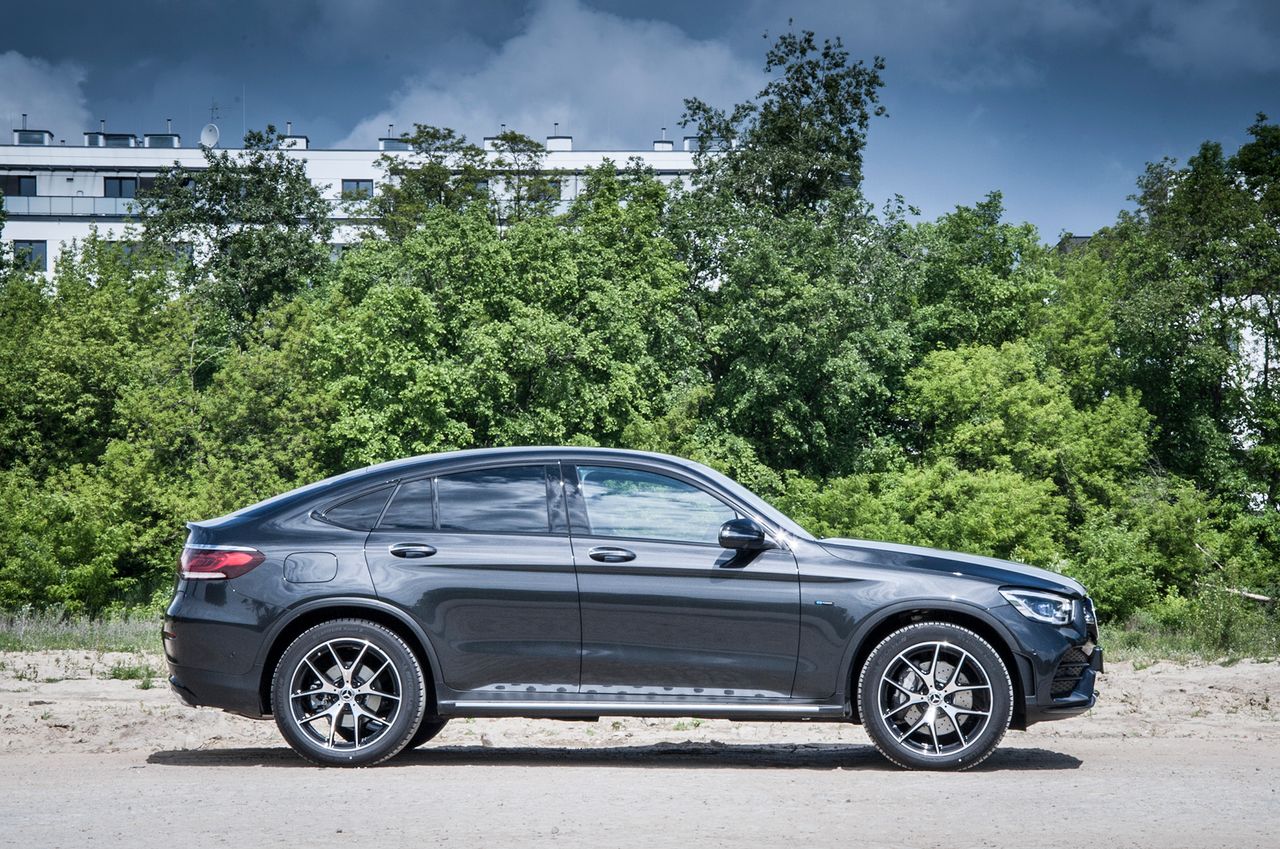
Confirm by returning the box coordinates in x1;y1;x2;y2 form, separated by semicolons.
0;652;1277;847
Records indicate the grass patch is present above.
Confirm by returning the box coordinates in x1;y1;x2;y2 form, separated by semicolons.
107;662;157;681
1102;601;1280;665
0;607;162;653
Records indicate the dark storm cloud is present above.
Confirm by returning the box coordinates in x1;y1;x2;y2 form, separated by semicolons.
2;0;1278;238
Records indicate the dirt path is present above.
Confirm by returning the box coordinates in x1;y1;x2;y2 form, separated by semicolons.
0;653;1277;847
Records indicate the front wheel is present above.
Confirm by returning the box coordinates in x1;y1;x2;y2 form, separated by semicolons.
858;622;1013;771
271;619;426;767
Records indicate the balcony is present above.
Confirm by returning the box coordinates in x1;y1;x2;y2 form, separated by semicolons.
1;196;142;217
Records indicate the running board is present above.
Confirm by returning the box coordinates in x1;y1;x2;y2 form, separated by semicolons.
440;700;849;719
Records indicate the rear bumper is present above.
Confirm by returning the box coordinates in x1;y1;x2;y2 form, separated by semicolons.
167;662;268;719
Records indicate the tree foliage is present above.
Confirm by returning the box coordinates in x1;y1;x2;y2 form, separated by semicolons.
1;31;1278;651
139;126;334;332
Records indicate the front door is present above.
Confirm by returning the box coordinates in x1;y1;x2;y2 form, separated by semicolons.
568;464;800;698
365;463;580;695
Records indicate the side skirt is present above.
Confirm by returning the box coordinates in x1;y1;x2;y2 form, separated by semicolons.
437;699;852;722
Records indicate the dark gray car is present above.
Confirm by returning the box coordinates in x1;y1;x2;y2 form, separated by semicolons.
165;447;1102;770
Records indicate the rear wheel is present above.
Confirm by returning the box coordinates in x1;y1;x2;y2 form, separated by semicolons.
271;619;425;767
858;622;1013;771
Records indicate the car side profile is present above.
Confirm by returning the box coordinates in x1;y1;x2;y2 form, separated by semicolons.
165;447;1102;770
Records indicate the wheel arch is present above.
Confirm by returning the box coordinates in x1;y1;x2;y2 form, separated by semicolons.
842;601;1028;730
255;597;443;717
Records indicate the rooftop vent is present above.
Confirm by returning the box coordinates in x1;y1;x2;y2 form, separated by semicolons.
545;135;572;152
379;137;411;151
12;114;53;146
84;132;139;148
278;122;309;149
13;129;53;146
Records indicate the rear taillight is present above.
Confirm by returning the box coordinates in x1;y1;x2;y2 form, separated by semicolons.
180;546;265;580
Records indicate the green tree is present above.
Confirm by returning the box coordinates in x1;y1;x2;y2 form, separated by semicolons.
698;196;919;476
681;28;886;214
361;124;490;241
139;126;334;333
915;192;1052;350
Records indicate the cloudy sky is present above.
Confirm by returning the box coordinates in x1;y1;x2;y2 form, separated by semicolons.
3;0;1278;238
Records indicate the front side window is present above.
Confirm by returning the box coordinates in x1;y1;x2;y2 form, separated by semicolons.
341;179;373;199
13;240;47;271
437;466;550;533
574;466;735;544
104;177;137;198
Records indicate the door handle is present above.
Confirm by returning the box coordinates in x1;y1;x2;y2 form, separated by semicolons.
388;542;437;559
588;546;636;563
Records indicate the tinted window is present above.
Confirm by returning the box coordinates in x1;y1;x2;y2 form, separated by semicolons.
341;179;373;199
13;240;47;271
104;177;137;198
379;479;434;529
437;466;550;533
575;466;735;543
321;486;393;530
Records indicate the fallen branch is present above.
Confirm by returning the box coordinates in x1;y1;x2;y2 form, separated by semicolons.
1225;587;1274;603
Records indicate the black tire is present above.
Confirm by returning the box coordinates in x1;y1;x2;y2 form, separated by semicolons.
858;622;1013;771
271;618;426;767
404;717;449;750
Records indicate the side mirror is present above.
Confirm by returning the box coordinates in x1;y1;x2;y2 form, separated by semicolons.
719;517;777;551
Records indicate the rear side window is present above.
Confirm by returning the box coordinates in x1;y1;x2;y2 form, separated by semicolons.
437;466;550;533
320;486;393;530
379;479;434;529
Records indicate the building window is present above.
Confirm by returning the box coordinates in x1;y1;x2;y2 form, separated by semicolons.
341;179;373;199
1;175;37;197
13;240;48;271
104;177;138;199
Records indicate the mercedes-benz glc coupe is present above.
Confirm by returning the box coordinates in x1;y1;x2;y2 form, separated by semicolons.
165;447;1102;770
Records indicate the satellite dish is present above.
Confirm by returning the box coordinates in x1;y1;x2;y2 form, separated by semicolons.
199;123;220;148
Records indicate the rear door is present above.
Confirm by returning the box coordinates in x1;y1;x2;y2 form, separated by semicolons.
364;463;580;695
568;463;800;698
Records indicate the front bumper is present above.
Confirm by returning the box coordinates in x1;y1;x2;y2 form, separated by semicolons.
989;601;1103;726
1027;646;1103;719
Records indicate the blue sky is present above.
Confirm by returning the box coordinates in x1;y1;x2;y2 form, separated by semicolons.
3;0;1278;239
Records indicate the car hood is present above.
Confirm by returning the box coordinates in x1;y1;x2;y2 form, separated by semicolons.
818;537;1086;598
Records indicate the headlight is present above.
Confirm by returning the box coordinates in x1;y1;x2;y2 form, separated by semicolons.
1000;588;1074;625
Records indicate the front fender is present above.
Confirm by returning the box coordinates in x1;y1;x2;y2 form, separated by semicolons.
834;598;1024;705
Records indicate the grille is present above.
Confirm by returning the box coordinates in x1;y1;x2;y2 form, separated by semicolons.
1051;647;1091;697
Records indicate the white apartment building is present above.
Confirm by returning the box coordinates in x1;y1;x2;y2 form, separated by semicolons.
1;119;698;275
